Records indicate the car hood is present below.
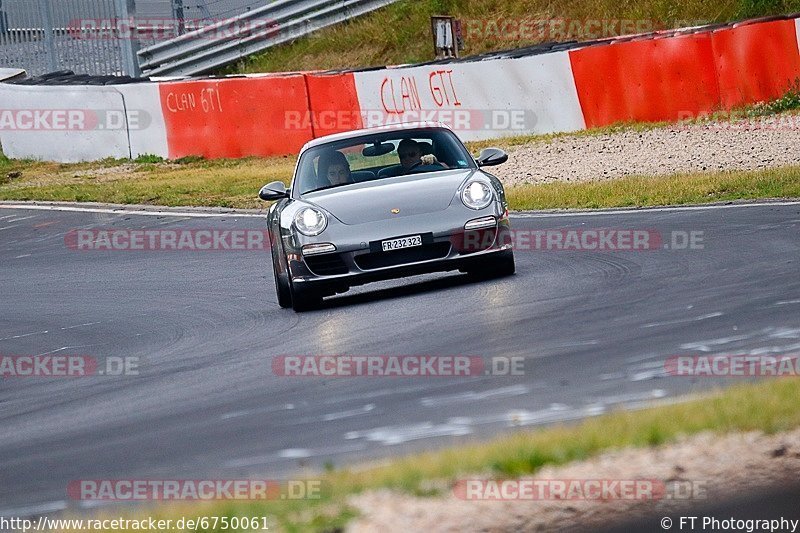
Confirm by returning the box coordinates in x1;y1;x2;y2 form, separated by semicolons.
303;169;476;225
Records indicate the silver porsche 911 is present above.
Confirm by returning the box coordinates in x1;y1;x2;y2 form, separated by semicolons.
259;122;515;311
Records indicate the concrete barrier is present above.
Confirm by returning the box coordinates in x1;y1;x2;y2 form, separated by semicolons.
157;74;313;159
351;52;586;140
2;15;799;162
111;83;170;160
0;84;130;162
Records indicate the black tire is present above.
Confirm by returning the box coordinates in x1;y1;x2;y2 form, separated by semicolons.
273;262;293;309
290;283;322;312
271;246;293;309
465;250;516;279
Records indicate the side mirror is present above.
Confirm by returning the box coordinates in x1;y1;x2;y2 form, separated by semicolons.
476;148;508;167
259;181;289;201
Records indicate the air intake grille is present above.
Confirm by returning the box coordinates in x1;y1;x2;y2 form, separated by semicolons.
304;253;349;276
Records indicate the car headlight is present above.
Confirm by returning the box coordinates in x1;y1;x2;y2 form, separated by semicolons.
461;180;493;210
294;207;328;236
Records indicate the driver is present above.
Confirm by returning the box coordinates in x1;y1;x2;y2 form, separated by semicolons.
397;139;423;171
318;150;352;186
397;139;443;172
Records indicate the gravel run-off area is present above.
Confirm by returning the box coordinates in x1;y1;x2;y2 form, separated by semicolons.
492;113;800;186
347;428;800;532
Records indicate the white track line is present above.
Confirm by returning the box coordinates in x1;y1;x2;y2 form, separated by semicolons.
0;204;267;218
0;200;798;219
512;201;800;218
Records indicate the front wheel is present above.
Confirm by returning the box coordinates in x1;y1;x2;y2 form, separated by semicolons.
273;264;292;308
464;250;516;279
271;246;293;309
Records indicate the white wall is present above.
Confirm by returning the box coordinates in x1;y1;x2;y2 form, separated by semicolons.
352;52;586;141
0;84;130;162
110;83;169;159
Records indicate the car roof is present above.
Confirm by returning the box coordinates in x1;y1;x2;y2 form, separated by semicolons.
300;121;454;153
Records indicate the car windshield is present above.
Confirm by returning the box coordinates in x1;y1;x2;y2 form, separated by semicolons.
294;128;476;195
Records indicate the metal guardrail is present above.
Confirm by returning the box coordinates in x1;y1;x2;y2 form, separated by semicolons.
137;0;399;77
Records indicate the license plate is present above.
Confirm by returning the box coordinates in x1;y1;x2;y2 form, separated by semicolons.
381;235;422;252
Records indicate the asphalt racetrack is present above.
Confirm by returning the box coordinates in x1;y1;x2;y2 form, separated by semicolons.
1;202;799;514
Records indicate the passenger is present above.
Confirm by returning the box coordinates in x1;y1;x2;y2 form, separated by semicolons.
318;150;352;186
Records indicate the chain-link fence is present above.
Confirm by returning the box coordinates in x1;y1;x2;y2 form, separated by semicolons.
0;0;271;77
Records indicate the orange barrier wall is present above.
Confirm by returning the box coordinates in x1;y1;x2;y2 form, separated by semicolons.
569;33;720;128
570;18;800;129
9;16;800;163
711;19;800;109
150;16;800;161
159;75;313;159
304;72;363;138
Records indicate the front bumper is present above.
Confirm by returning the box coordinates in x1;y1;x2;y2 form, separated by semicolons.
288;217;512;293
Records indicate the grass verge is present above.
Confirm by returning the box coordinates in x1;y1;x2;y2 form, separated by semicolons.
2;90;799;210
224;0;800;74
2;154;798;210
506;165;800;210
59;378;800;532
0;154;295;209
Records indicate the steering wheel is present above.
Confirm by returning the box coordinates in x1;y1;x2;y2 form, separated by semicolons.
407;159;445;174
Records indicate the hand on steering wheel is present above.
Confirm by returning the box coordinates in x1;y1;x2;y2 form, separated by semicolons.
407;155;439;173
420;154;438;166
